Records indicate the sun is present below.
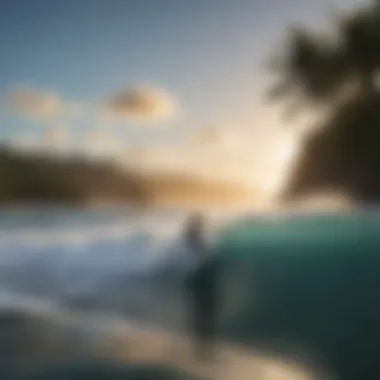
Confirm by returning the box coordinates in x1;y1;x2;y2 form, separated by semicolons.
262;131;301;198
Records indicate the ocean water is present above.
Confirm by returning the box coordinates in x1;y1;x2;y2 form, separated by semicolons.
0;206;239;329
212;209;380;380
0;207;377;319
0;206;379;379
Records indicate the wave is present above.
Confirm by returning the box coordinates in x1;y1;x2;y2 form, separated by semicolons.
0;208;245;323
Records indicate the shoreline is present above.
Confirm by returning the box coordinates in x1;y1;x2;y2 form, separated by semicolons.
0;292;318;380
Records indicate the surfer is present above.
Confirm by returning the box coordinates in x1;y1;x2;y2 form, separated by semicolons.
184;213;218;361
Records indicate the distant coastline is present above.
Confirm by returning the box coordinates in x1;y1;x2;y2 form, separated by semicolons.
0;148;256;208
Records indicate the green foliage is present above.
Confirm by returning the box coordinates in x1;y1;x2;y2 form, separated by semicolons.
0;148;146;204
269;0;380;107
285;92;380;201
268;0;380;200
0;148;249;205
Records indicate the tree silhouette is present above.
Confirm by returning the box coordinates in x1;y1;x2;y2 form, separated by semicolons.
268;0;380;201
270;0;380;109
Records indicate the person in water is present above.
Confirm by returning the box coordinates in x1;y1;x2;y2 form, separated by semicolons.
184;213;219;361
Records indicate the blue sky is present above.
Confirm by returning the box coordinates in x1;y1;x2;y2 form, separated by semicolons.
0;0;364;191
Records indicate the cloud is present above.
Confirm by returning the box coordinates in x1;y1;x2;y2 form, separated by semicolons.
7;84;177;128
191;129;226;146
82;129;124;158
7;126;70;154
43;125;69;147
189;127;241;149
6;85;84;125
86;129;106;147
86;129;115;150
8;86;64;119
105;86;178;124
7;135;42;153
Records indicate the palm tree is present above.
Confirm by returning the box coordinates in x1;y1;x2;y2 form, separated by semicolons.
270;1;380;107
268;0;380;202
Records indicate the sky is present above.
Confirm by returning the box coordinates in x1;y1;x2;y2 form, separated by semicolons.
0;0;365;194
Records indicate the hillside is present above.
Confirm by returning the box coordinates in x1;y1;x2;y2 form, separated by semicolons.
0;148;254;206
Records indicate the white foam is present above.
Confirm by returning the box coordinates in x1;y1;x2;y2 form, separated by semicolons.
0;209;236;312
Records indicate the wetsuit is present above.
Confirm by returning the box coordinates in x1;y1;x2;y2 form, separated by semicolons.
184;219;219;360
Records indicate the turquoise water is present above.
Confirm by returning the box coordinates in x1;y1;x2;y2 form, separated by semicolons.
211;210;380;379
1;207;379;379
215;211;380;256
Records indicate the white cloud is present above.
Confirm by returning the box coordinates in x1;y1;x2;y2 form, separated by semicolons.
7;135;42;153
189;127;242;150
8;86;63;120
43;125;69;148
82;129;123;158
7;125;71;155
105;86;178;124
6;85;85;126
